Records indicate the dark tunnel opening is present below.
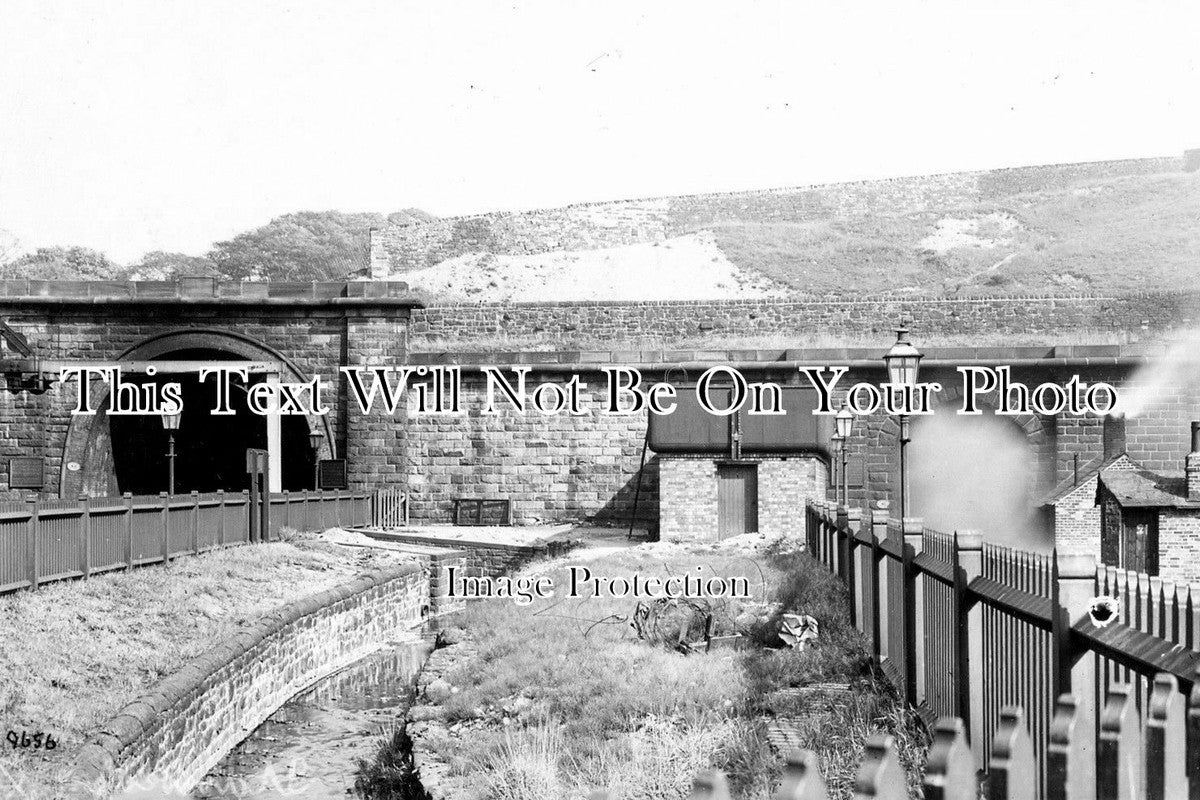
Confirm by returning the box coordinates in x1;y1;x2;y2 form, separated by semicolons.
107;348;318;495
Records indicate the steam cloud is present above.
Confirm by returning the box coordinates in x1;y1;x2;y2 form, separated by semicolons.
1117;330;1200;418
907;412;1047;550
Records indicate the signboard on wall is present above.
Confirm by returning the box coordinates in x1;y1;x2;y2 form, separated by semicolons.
318;459;348;490
8;457;43;490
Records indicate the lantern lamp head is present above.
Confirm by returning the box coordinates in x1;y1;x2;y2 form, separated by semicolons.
835;402;854;439
160;410;182;431
883;326;922;388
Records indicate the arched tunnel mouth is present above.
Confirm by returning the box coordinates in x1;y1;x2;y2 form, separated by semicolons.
106;348;319;495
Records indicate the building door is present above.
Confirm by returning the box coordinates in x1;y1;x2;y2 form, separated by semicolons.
717;464;758;539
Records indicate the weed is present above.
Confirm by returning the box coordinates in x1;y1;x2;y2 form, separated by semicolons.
355;725;430;800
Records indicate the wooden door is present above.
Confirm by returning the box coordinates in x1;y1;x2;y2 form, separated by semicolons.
717;464;758;539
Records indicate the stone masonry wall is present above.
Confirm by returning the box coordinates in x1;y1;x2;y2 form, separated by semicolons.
366;531;570;582
69;564;429;799
410;291;1200;346
402;371;656;525
0;301;413;500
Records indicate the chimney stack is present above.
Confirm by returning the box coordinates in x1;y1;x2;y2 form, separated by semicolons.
1188;422;1200;502
1103;413;1127;461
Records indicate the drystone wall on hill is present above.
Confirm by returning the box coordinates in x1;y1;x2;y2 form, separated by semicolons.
372;155;1184;275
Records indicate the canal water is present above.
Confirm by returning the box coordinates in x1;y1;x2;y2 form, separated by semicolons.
190;635;432;800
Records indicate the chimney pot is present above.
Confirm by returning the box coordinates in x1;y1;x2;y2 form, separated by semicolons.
1103;413;1127;461
1187;421;1200;502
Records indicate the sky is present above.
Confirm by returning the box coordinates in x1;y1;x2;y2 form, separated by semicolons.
0;1;1197;262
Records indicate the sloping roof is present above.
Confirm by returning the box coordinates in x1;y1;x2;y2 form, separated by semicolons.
1039;453;1136;506
1096;466;1199;509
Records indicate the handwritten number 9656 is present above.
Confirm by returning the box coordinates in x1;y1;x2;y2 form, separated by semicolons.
5;730;57;750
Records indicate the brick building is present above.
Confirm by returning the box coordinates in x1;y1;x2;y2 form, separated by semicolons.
1096;422;1200;584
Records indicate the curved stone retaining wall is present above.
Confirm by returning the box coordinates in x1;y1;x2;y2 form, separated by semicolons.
69;564;429;798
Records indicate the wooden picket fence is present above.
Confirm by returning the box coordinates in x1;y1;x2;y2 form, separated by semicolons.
373;487;409;528
0;488;371;594
803;500;1200;799
592;675;1193;798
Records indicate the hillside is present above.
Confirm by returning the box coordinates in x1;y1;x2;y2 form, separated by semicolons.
373;154;1200;299
398;231;785;302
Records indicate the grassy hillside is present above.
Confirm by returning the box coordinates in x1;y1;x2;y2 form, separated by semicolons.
388;159;1199;300
712;171;1200;296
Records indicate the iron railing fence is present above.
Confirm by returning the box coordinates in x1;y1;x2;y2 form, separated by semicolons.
592;675;1190;798
0;488;371;595
806;500;1200;800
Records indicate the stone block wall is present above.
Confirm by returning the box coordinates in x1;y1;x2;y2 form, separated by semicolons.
343;314;409;490
410;291;1200;347
401;371;656;525
70;564;429;798
366;531;570;581
658;455;826;544
0;297;414;500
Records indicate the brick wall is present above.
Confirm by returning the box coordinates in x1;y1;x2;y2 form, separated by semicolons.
1053;456;1137;558
658;458;718;542
1156;509;1200;584
70;564;429;798
658;456;826;544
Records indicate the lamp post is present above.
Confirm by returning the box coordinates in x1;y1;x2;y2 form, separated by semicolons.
835;401;854;507
309;428;324;491
160;409;182;495
882;326;922;522
830;432;844;504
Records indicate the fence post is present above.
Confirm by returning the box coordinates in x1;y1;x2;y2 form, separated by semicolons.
1053;552;1098;799
846;507;862;627
1099;684;1143;800
955;530;985;761
124;493;133;570
79;493;91;580
282;490;290;531
26;497;39;590
836;504;850;581
903;516;924;706
190;491;200;555
1146;673;1185;800
216;490;226;547
160;492;170;562
1187;668;1200;800
870;504;888;662
242;490;251;542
